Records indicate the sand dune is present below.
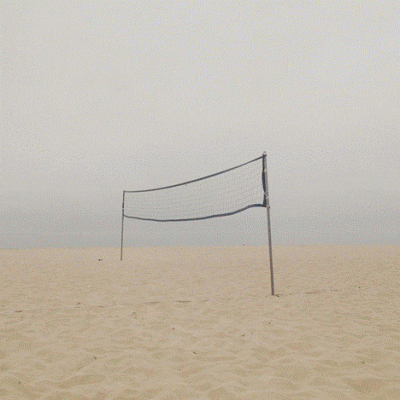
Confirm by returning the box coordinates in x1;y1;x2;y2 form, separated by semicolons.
1;245;399;399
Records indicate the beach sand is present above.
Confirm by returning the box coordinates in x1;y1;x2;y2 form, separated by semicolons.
1;245;399;399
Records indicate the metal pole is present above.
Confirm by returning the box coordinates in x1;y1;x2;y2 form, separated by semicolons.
263;152;275;296
120;191;125;261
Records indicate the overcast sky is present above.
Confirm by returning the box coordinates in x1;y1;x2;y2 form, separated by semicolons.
1;1;399;248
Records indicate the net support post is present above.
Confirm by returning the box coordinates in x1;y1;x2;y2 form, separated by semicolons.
120;191;125;261
262;152;275;296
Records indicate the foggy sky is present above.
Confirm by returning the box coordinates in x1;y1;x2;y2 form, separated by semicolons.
1;1;399;248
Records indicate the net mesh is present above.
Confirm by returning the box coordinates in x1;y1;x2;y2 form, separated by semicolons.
123;155;266;222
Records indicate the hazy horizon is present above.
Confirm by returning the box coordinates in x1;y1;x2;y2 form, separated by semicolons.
1;1;399;249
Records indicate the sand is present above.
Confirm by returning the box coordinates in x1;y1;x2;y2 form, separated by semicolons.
0;245;399;399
